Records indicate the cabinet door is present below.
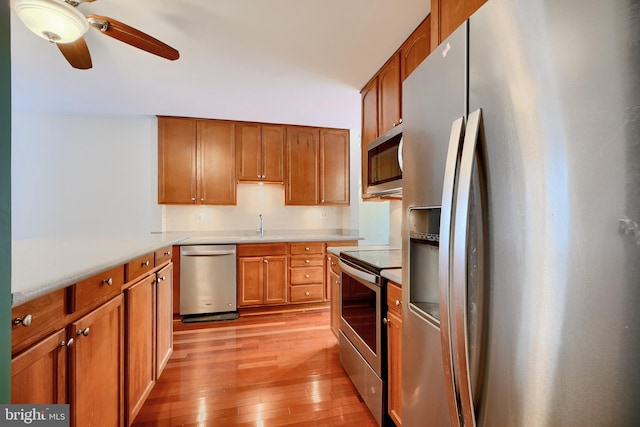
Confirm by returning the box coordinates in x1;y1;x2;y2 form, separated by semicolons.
198;120;237;205
158;117;197;204
264;255;287;305
361;78;378;199
261;124;284;183
11;329;66;404
432;0;486;49
329;268;340;338
378;53;402;135
401;16;431;81
285;126;319;205
69;295;124;427
319;128;349;205
238;257;264;306
124;276;155;425
156;263;173;379
236;122;262;182
387;309;402;426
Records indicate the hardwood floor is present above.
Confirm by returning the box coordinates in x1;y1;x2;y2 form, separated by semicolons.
131;308;377;426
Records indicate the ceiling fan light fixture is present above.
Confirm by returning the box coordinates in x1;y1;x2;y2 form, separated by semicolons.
12;0;88;43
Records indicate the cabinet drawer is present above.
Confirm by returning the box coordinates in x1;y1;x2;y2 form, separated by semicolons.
290;267;324;284
70;265;124;313
126;253;155;283
237;243;287;257
155;246;173;266
387;281;402;316
290;242;324;255
290;284;324;302
290;255;324;268
11;289;66;355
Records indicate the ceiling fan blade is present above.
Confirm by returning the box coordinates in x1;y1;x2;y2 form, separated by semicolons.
87;15;179;61
57;37;93;69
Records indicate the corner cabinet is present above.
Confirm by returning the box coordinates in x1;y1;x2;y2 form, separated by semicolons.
286;126;350;206
158;117;237;205
236;122;284;183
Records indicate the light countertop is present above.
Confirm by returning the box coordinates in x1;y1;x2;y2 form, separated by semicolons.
12;230;364;307
382;268;403;285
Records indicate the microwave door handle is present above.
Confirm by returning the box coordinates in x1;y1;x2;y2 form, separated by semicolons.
398;137;404;172
452;108;482;427
439;116;465;427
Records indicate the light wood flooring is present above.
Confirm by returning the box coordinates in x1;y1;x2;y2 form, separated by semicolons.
131;307;377;426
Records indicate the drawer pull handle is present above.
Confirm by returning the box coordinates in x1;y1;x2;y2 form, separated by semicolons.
305;274;310;278
142;260;150;267
395;300;401;307
78;327;90;337
13;314;32;327
305;259;310;264
305;291;311;296
101;278;113;286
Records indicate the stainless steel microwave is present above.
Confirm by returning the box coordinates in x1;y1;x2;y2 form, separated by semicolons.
366;124;403;196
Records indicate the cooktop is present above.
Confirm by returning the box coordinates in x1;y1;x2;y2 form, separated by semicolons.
339;249;402;274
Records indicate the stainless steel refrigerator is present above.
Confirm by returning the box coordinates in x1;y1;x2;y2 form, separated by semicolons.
401;0;640;426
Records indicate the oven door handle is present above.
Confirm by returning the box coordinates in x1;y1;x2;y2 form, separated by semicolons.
339;260;379;285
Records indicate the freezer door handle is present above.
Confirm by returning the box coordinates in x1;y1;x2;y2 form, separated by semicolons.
439;116;466;427
452;108;483;427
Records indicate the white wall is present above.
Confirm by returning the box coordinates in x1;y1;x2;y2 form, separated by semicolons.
11;112;155;239
11;113;383;241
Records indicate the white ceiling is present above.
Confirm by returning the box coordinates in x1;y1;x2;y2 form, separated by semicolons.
10;0;430;129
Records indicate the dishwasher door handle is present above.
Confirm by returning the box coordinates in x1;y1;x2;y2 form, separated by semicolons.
181;249;236;257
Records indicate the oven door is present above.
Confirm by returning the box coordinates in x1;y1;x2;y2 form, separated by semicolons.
339;259;383;376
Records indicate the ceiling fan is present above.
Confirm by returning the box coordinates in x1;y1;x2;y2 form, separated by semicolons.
12;0;180;70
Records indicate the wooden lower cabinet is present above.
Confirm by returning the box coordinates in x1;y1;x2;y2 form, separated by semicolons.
156;263;173;378
11;329;67;404
327;254;341;338
125;276;156;426
238;243;288;307
386;281;403;426
68;294;125;427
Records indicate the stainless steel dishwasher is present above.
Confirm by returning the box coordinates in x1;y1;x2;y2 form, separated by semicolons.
180;244;238;322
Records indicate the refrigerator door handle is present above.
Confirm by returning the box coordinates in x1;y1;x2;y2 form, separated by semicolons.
439;116;465;427
452;108;482;427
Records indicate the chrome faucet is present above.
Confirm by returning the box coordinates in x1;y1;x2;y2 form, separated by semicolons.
258;214;264;237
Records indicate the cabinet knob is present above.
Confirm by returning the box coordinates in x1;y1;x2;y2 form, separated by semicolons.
201;198;205;201
63;338;74;347
305;259;310;264
78;327;90;337
101;277;113;286
263;259;268;263
191;197;196;201
331;262;336;266
383;317;389;325
13;314;32;327
164;251;171;256
305;247;310;251
336;280;340;285
395;300;401;307
305;274;310;279
158;275;166;282
142;260;150;267
305;291;310;296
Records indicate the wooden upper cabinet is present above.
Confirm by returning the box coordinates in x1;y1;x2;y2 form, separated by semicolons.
158;117;236;205
401;16;431;81
198;120;236;205
431;0;486;50
320;128;349;205
378;52;402;136
285;126;320;205
236;122;284;183
158;117;197;204
361;78;379;146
